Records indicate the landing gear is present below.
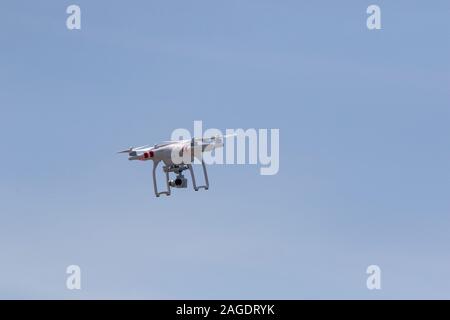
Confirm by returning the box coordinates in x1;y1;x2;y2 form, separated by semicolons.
152;160;209;197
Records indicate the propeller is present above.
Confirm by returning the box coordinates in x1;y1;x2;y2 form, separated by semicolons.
117;147;133;154
170;133;238;145
118;134;237;153
133;144;152;150
117;144;152;154
207;133;237;140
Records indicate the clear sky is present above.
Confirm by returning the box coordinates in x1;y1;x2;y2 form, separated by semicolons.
0;1;449;299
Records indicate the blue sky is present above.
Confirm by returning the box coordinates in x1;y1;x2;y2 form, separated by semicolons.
0;1;449;299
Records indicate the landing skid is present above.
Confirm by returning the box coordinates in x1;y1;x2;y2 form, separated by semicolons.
152;160;209;197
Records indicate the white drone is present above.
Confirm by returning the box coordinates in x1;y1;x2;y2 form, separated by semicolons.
118;134;234;197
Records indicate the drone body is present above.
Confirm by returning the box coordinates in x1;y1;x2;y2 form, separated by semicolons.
119;135;231;197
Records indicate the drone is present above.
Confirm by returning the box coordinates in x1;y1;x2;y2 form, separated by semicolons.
118;134;234;197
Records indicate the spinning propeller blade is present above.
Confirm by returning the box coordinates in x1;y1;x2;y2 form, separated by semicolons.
164;133;237;144
117;147;133;154
195;133;238;142
117;144;152;154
